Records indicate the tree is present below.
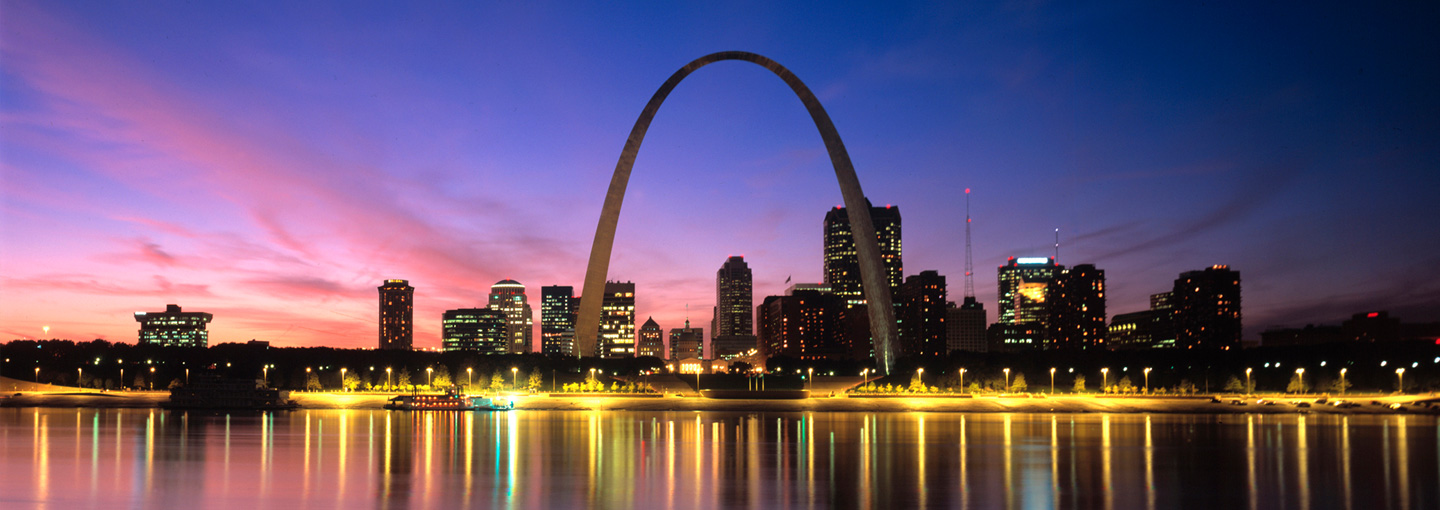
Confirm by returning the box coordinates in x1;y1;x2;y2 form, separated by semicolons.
1330;376;1352;394
396;369;413;390
1286;373;1308;394
1072;374;1086;393
1117;376;1134;394
431;366;453;388
526;371;543;392
1224;376;1244;393
909;372;927;392
490;373;505;392
306;372;321;392
342;371;361;391
1008;373;1027;392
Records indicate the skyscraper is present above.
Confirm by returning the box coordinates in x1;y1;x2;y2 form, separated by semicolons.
898;270;947;357
1172;265;1242;350
757;288;848;360
442;308;507;354
1048;264;1107;349
823;200;901;308
669;319;703;360
134;304;212;347
637;317;664;358
599;281;636;358
488;279;534;354
541;286;577;357
946;297;987;352
994;258;1061;351
378;279;414;350
713;256;757;360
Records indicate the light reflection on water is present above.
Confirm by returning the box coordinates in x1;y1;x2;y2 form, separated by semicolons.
0;409;1436;509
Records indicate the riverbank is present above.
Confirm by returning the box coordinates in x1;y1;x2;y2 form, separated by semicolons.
3;390;1436;414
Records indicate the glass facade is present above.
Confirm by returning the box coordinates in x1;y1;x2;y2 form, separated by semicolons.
134;304;212;347
441;308;507;354
823;202;901;308
599;281;635;358
378;279;414;350
540;286;576;357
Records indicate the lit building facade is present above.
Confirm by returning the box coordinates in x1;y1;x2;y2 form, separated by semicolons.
897;270;947;357
713;256;754;337
946;297;987;352
1048;264;1107;349
1108;292;1177;350
488;279;534;354
135;304;212;347
997;257;1061;325
442;308;507;354
638;317;664;358
823;201;902;308
378;279;414;350
1172;265;1242;350
599;281;636;358
541;286;577;357
669;320;703;360
757;289;848;360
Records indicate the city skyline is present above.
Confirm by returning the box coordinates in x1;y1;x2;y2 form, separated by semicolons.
3;2;1438;349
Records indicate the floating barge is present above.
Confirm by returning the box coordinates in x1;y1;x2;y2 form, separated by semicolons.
163;374;298;410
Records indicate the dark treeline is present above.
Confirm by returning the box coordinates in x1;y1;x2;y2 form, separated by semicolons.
2;338;1435;393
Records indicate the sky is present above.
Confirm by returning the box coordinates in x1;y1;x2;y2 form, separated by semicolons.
2;1;1438;350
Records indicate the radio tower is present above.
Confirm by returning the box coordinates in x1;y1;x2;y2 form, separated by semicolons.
964;188;976;299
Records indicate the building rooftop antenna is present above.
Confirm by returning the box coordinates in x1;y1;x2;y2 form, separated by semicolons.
1054;228;1060;263
964;188;976;299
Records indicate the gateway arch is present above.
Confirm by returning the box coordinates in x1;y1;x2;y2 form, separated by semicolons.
575;51;898;375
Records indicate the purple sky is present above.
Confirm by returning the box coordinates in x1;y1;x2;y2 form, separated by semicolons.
3;1;1438;349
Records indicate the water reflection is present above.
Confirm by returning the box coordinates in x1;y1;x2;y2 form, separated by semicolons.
0;409;1436;509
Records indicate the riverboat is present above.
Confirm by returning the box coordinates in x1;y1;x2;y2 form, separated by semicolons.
163;374;299;410
384;389;514;411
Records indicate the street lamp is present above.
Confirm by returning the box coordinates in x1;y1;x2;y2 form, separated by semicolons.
467;367;473;391
808;368;813;391
149;367;155;390
120;367;124;391
959;368;967;394
1049;367;1056;394
1396;368;1405;394
1339;368;1347;395
340;368;347;392
1143;368;1152;394
185;368;189;385
263;365;269;386
35;366;40;383
426;367;433;388
386;367;392;390
77;367;83;388
511;367;518;391
1245;368;1252;395
1002;368;1009;393
1295;368;1305;394
1101;368;1109;393
861;368;869;392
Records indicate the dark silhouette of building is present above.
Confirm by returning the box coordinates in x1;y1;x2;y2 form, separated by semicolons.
757;288;848;360
947;297;987;352
1172;265;1242;350
442;308;507;354
824;201;901;308
1048;264;1107;349
898;270;947;357
669;320;703;360
488;279;534;354
135;304;212;347
541;286;577;357
378;280;414;350
1260;311;1440;347
599;281;636;358
638;317;664;358
988;322;1044;352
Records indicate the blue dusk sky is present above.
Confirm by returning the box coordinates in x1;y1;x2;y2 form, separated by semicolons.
2;1;1437;348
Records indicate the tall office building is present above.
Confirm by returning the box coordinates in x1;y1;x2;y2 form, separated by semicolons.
488;280;534;354
599;281;636;358
823;201;902;308
1172;265;1242;350
992;258;1061;351
669;320;703;360
1048;264;1107;349
1108;292;1179;350
378;279;414;350
134;304;213;347
541;286;577;357
637;318;664;359
946;297;987;352
897;270;947;357
442;308;507;354
713;256;754;336
712;256;758;360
